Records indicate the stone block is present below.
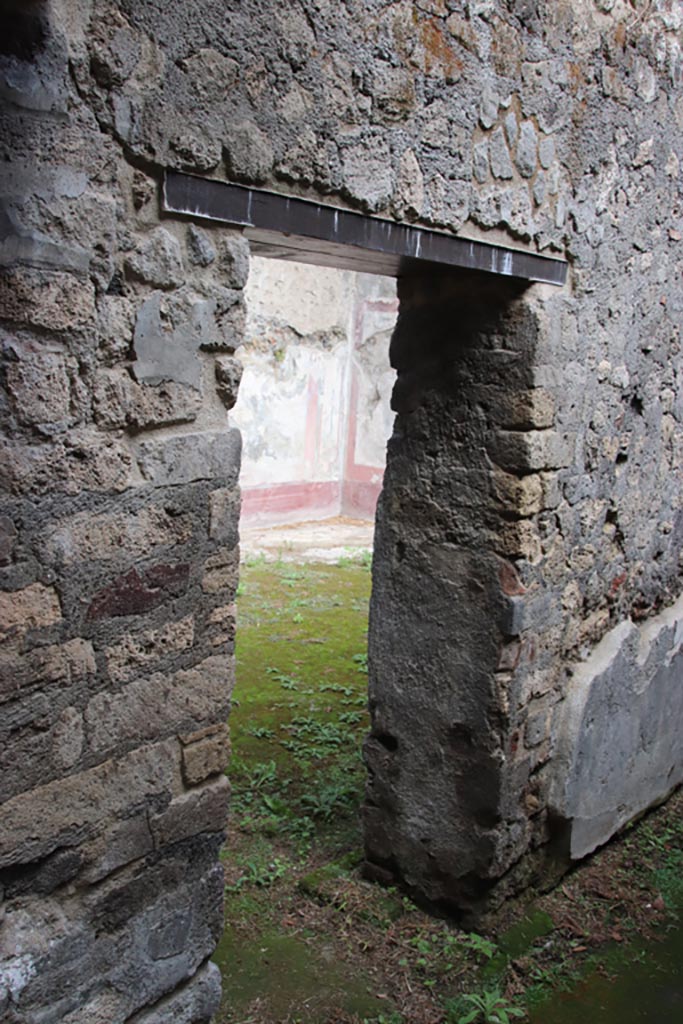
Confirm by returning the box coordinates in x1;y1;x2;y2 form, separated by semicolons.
473;140;489;183
207;603;236;647
85;815;155;884
0;740;179;868
137;430;241;487
504;112;519;149
525;707;549;748
0;637;95;702
105;615;195;684
169;127;222;173
0;267;95;331
224;121;273;182
186;225;215;267
150;775;230;848
131;292;211;390
3;847;84;899
214;355;243;409
127;960;221;1024
96;294;136;365
341;138;393;211
44;507;192;567
208;487;240;545
0;582;61;646
52;707;85;771
492;470;544;517
539;134;555;169
549;595;683;859
515;120;538;178
87;563;190;620
217;235;249;289
181;724;230;786
489;127;514;180
51;991;129;1024
0;514;17;565
84;655;232;759
4;343;73;434
493;389;555;430
93;372;201;431
202;546;239;595
490;430;573;472
147;907;192;960
394;148;424;217
0;432;132;497
126;228;184;289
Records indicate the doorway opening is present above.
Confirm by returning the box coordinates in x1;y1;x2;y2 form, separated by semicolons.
213;257;400;1021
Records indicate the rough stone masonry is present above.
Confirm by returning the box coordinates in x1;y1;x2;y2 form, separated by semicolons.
0;0;682;1021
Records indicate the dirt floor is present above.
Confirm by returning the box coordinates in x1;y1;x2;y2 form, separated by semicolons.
239;515;374;564
214;542;683;1024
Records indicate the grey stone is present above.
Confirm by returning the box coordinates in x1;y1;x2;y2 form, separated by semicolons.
218;235;249;288
224;122;274;183
549;596;683;859
209;487;241;545
394;148;424;218
515;120;538;178
214;355;243;409
84;656;232;760
479;87;498;129
148;909;193;960
341;139;393;211
0;514;17;565
489;127;514;180
128;961;221;1024
504;112;519;149
126;229;184;290
137;430;242;487
186;226;215;267
86;816;155;883
170;129;222;173
539;134;555;169
533;171;546;206
473;140;489;183
132;292;213;389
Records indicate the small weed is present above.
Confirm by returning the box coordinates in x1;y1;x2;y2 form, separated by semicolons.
462;933;498;961
227;855;290;892
299;780;358;820
266;667;301;691
447;990;524;1024
246;726;276;739
352;651;368;673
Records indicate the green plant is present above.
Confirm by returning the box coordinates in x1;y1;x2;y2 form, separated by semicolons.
352;651;368;673
462;932;498;961
248;760;278;789
266;667;301;690
450;990;524;1024
299;780;357;820
227;854;290;892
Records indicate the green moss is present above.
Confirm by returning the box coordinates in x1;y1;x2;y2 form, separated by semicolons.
498;910;555;958
213;924;386;1023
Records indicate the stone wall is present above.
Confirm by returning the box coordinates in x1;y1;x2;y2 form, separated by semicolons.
0;0;682;1019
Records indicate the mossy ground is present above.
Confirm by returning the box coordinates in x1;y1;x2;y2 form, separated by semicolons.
214;556;683;1024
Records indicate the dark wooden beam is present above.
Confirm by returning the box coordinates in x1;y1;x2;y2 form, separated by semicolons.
163;170;567;286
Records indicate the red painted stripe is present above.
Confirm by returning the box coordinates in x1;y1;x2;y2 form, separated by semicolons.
240;480;341;526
